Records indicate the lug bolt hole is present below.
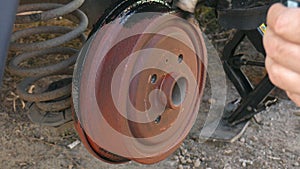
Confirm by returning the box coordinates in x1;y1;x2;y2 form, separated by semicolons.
178;54;183;63
150;74;157;84
154;115;161;124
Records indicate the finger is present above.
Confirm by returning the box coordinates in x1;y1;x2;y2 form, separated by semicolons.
266;56;300;94
267;3;300;43
286;91;300;106
264;28;300;74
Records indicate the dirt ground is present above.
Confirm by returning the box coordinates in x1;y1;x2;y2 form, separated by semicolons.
1;8;299;169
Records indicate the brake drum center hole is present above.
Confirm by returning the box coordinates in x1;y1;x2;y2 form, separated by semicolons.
171;77;187;106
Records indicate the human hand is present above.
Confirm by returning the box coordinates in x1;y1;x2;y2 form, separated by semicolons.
264;3;300;106
176;0;198;13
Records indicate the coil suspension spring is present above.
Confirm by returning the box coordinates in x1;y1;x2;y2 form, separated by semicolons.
8;0;88;127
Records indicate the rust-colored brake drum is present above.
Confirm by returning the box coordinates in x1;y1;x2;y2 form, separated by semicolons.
72;0;207;164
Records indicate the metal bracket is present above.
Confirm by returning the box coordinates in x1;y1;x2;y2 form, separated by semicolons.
227;55;265;69
221;29;277;126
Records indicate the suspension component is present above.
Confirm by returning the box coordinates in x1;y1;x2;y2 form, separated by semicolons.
198;0;278;142
8;0;88;127
72;0;207;164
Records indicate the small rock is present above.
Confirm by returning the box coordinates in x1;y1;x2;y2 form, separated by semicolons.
242;162;246;167
57;154;64;159
224;163;231;169
240;137;246;143
293;162;299;167
180;159;187;164
194;159;201;168
19;162;27;166
224;149;233;155
174;156;179;161
208;98;216;104
187;158;192;164
250;136;258;142
292;109;300;116
239;159;253;167
254;114;264;123
166;160;177;166
178;164;184;169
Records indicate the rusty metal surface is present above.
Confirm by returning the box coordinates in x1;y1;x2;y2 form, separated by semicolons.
28;103;72;127
11;4;88;51
9;0;88;127
73;109;130;164
16;0;84;23
19;0;118;27
8;47;78;77
72;0;207;164
16;73;72;102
